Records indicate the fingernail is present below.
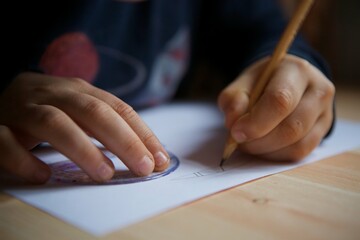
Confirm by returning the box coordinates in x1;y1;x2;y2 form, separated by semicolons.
137;155;154;176
97;162;114;181
233;131;247;143
154;151;169;167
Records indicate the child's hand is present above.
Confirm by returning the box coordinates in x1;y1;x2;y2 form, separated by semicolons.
218;54;335;161
0;72;170;183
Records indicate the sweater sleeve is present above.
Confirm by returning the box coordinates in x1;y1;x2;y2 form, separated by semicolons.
196;0;332;81
195;0;334;137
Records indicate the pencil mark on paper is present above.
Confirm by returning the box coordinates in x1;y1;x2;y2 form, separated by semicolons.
171;168;224;181
171;157;250;181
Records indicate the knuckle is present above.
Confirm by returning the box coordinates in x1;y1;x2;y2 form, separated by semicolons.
315;82;335;102
122;137;143;155
83;99;110;117
294;57;311;72
141;129;158;145
67;77;92;92
34;106;67;131
114;102;138;122
20;79;56;98
267;88;294;115
75;147;100;165
281;119;304;142
324;81;335;100
69;77;88;87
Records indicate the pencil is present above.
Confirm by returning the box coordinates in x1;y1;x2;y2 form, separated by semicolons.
220;0;315;166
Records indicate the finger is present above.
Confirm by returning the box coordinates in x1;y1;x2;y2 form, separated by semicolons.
255;112;333;162
9;128;41;150
217;58;269;129
85;86;170;172
231;60;309;143
21;104;115;182
0;125;50;183
47;91;157;175
238;84;325;155
217;81;250;129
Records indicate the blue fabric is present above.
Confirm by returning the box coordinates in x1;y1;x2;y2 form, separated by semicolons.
3;0;332;108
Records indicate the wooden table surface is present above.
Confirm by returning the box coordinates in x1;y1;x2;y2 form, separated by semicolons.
1;86;360;240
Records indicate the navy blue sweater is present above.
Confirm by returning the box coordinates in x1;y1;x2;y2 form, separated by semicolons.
3;0;331;109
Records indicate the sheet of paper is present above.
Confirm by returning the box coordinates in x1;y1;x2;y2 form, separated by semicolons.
3;102;360;236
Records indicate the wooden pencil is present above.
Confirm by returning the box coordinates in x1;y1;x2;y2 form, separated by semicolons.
220;0;315;166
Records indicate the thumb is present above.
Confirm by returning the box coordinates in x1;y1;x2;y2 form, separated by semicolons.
217;56;270;129
217;78;250;129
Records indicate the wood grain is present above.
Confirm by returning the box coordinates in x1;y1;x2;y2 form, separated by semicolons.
0;87;359;240
112;152;360;240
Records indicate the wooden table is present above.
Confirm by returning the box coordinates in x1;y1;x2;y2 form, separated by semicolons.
1;87;360;240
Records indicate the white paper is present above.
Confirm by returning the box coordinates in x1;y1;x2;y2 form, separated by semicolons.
3;102;360;236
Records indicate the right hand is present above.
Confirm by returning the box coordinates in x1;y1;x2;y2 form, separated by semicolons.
0;72;170;184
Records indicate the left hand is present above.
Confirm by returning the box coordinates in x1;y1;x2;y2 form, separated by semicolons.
218;54;335;161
